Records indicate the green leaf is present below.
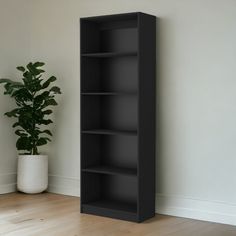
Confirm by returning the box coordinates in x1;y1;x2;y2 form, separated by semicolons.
34;62;45;68
23;71;33;85
26;62;45;77
37;69;45;73
0;78;23;86
0;78;13;84
0;62;62;154
4;108;19;118
34;91;50;105
12;122;20;128
4;83;13;95
11;88;33;101
40;129;53;136
42;76;56;89
26;62;34;72
17;66;25;72
16;137;32;151
50;86;62;94
42;109;53;115
41;99;58;108
15;130;28;137
0;79;23;96
41;137;51;142
37;138;48;146
40;119;53;125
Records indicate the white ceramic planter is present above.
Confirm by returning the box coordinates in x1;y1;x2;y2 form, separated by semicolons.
17;155;48;194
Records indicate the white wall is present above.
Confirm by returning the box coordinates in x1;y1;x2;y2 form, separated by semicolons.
0;0;30;193
28;1;81;196
29;0;236;225
1;0;236;225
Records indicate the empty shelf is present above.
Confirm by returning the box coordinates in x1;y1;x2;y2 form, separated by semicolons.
82;129;137;136
82;165;137;176
81;92;137;96
81;52;137;58
83;199;137;214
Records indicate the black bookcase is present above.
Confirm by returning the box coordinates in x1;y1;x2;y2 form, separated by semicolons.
80;12;156;222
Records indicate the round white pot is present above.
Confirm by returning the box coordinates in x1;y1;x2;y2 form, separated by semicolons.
17;155;48;194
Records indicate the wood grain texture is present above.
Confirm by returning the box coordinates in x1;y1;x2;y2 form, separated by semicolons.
0;193;236;236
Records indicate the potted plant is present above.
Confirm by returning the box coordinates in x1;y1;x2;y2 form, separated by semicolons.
0;62;61;194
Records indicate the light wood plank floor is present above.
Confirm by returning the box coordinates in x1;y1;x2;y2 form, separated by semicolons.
0;193;236;236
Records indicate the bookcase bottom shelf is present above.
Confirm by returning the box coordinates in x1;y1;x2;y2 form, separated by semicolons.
82;200;138;222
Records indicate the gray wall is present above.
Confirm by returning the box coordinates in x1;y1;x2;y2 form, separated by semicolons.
0;0;30;193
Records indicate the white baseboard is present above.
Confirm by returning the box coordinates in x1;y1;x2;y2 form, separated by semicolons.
156;193;236;226
47;178;236;226
47;174;80;197
3;173;235;226
0;173;17;194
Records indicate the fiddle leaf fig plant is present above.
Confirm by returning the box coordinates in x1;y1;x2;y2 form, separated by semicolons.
0;62;61;155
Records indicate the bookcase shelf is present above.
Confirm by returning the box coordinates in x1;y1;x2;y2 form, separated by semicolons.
81;92;137;96
80;12;156;223
83;200;137;221
81;52;137;58
82;129;137;136
83;199;137;214
82;165;137;176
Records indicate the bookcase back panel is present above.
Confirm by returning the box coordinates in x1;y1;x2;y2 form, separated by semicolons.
81;135;137;169
102;175;137;204
101;135;137;169
82;96;137;131
81;15;137;54
101;28;137;52
81;57;137;92
101;96;137;130
82;173;137;206
101;57;137;92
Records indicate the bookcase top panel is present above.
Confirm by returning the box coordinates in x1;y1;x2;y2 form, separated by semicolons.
80;12;139;23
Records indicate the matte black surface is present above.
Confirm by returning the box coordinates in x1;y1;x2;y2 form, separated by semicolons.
82;200;137;222
81;135;137;170
137;13;156;222
81;95;137;131
82;129;137;135
81;92;137;95
101;57;138;92
81;173;137;205
80;12;156;222
81;57;138;93
101;28;137;52
83;199;137;213
81;52;137;57
82;165;137;176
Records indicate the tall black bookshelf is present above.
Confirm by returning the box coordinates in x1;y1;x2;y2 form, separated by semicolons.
80;12;156;222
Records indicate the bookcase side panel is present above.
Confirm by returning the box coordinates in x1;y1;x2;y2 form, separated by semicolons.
138;13;156;222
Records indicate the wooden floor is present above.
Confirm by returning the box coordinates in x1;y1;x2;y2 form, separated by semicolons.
0;193;236;236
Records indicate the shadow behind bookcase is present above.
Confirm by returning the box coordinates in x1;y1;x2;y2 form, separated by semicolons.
80;12;156;222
